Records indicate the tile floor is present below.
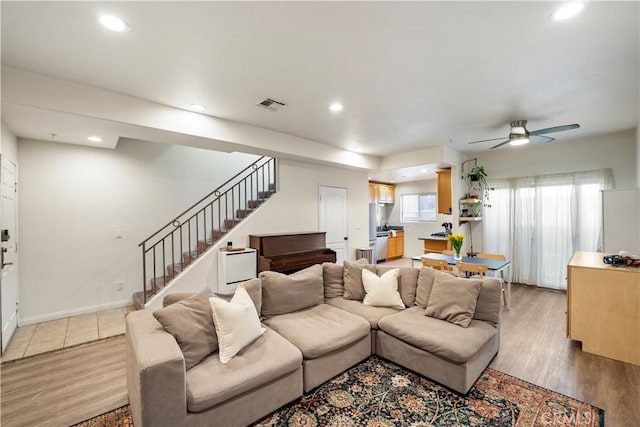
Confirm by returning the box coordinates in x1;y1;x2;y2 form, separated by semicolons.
1;306;135;363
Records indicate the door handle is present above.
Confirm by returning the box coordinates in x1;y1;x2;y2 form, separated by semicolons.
344;237;348;241
2;247;13;268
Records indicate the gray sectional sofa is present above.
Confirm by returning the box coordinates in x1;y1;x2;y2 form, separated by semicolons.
126;260;502;427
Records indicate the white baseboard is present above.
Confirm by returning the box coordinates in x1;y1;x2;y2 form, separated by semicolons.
20;299;132;326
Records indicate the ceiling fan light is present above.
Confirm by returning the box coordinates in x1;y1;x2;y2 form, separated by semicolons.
510;136;530;146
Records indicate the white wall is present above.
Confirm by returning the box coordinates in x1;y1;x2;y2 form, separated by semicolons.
468;129;637;252
18;138;259;323
145;158;370;308
1;122;19;163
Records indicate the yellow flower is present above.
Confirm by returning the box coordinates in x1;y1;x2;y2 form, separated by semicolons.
446;233;464;250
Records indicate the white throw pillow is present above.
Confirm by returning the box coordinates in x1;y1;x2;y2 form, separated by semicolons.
362;268;405;310
210;286;266;364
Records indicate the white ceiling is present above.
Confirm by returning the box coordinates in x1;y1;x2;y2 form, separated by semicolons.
1;1;638;181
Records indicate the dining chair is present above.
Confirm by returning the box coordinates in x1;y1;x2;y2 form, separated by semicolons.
478;253;508;306
421;257;450;271
455;261;488;278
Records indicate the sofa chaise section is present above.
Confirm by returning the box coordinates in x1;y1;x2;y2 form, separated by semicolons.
377;306;500;394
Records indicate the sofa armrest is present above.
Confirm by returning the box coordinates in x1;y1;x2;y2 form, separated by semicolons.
126;309;187;427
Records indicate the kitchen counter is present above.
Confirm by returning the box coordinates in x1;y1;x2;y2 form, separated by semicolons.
420;236;451;254
376;226;404;237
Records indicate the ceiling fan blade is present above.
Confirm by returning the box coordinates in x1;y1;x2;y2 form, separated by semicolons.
530;135;555;143
490;139;511;149
529;123;580;136
468;136;507;145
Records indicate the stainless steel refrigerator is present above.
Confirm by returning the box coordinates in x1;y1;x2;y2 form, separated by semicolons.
369;203;378;263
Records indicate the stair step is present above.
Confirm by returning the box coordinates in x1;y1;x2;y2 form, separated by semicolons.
182;250;198;265
210;229;225;240
133;291;153;310
167;263;185;276
197;239;215;253
150;276;170;289
224;219;240;230
257;190;275;199
247;199;264;209
236;208;253;219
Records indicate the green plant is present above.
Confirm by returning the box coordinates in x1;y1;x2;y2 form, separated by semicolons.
463;164;494;208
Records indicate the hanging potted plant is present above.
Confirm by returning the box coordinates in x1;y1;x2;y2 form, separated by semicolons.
462;163;494;207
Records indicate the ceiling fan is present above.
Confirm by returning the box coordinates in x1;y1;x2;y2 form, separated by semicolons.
468;120;580;149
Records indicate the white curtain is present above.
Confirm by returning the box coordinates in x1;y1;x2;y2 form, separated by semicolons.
483;169;613;290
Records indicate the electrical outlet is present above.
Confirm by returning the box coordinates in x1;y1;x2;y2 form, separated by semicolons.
116;281;124;291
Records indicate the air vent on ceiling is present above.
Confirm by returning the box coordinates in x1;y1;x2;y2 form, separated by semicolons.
255;98;286;111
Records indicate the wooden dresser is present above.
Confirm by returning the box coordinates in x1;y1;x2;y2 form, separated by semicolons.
567;251;640;365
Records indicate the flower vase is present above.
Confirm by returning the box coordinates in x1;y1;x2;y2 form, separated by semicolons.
454;249;462;260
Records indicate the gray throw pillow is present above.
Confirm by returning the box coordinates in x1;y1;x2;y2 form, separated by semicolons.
342;259;376;301
377;265;419;307
238;278;262;317
153;292;218;370
415;267;437;308
162;286;214;307
323;262;344;300
473;278;502;325
424;274;482;328
259;264;324;317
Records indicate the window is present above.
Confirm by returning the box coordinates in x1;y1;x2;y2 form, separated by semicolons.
401;193;437;222
483;169;613;290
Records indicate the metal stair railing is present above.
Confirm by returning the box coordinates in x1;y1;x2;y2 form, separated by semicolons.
138;156;276;306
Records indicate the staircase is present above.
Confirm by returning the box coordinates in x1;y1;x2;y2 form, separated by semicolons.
133;157;277;309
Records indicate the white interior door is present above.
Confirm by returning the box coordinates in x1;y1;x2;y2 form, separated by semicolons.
319;186;347;265
1;157;18;352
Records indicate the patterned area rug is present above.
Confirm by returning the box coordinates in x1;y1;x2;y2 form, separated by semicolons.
75;356;603;427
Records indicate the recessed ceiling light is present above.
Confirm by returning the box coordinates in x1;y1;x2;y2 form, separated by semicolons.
420;169;427;173
99;15;128;32
87;136;103;143
329;103;344;112
553;2;584;21
189;104;207;111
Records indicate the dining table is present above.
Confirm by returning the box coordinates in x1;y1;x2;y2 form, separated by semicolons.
411;253;513;309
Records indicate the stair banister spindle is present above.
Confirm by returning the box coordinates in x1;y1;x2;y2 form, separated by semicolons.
142;243;147;304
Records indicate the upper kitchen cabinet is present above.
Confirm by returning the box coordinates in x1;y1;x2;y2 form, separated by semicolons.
369;182;395;204
436;170;452;214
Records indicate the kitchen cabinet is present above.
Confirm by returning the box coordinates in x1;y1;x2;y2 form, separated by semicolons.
368;184;377;204
436;170;452;214
386;231;404;259
369;183;395;204
567;251;640;366
419;237;451;254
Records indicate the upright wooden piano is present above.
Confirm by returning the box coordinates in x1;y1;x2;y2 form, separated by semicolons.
249;232;336;274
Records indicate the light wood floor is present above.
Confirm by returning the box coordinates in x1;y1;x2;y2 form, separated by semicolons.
1;268;639;426
1;335;127;427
